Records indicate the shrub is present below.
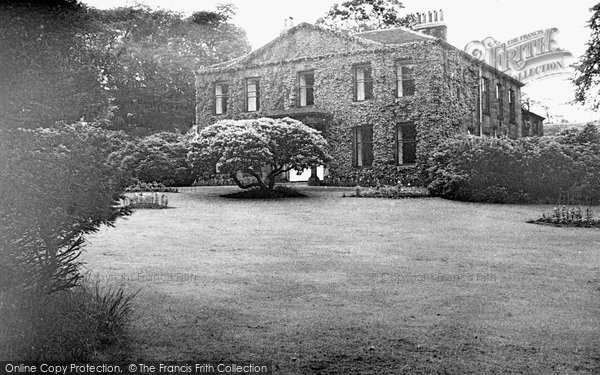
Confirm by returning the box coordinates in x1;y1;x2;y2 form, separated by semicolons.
118;132;195;187
0;122;131;293
424;133;600;204
125;181;179;193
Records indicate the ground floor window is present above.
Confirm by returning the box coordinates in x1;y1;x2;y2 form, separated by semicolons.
353;125;373;167
397;122;416;165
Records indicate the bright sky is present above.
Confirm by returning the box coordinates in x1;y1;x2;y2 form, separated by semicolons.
83;0;599;122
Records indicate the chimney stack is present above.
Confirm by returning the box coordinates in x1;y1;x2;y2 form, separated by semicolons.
281;16;295;34
413;9;447;41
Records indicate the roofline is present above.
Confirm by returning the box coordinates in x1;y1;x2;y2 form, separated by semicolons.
197;22;381;74
196;22;525;89
436;39;525;88
354;25;436;42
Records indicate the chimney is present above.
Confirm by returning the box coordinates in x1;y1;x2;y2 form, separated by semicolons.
413;9;447;41
281;16;295;34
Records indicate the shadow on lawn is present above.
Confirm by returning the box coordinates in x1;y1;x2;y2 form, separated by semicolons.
221;186;307;200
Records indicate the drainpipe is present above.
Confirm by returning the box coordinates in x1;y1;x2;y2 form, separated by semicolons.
478;66;483;136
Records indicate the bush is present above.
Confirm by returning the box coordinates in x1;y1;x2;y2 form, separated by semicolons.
424;131;600;204
0;122;131;293
348;185;430;198
118;132;195;186
125;181;179;193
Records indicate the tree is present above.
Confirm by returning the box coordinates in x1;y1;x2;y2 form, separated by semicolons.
188;118;331;190
0;0;111;128
316;0;416;34
98;4;251;135
574;3;600;110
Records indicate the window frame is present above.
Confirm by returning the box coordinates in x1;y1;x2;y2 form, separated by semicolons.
214;82;229;115
396;61;416;97
396;122;417;165
245;77;260;112
297;70;315;107
496;83;504;120
353;63;373;102
352;125;373;167
481;77;490;115
508;88;516;123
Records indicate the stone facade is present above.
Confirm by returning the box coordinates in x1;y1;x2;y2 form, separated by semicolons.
195;22;524;184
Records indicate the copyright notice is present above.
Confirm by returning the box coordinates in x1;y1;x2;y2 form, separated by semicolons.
1;362;272;375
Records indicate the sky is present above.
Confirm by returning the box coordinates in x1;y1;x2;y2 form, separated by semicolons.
83;0;599;123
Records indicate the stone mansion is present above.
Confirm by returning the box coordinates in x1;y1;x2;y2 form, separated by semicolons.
194;14;539;183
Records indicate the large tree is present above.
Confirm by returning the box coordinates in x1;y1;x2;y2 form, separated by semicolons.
574;3;600;110
0;0;111;128
188;118;331;190
99;4;251;135
316;0;416;34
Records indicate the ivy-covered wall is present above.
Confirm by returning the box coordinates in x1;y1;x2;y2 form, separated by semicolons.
195;24;523;184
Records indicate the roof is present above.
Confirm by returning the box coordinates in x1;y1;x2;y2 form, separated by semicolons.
354;27;433;45
196;22;525;88
522;108;545;120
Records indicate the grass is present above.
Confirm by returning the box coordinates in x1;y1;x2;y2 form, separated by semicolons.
83;186;600;374
0;280;136;361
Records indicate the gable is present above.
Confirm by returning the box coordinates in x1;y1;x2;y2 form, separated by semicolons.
201;23;382;73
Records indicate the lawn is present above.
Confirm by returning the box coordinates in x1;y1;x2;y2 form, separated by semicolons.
83;186;600;374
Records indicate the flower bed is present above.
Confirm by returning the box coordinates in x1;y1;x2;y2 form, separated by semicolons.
528;206;600;228
345;185;430;199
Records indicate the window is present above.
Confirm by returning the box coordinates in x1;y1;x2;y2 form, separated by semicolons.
481;77;490;115
509;89;516;123
298;71;314;107
353;64;373;101
396;122;416;165
353;126;373;167
396;62;415;97
496;84;504;119
245;78;260;112
214;83;228;115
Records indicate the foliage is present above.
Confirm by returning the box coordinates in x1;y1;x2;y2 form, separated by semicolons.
117;132;195;186
347;184;430;198
0;1;111;128
0;122;131;293
316;0;416;33
529;206;600;228
98;4;251;134
125;181;179;193
0;280;136;361
574;3;600;109
424;133;600;204
189;117;331;190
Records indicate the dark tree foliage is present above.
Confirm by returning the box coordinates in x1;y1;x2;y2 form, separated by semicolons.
574;3;600;109
0;123;131;293
99;4;251;135
316;0;416;33
0;0;110;128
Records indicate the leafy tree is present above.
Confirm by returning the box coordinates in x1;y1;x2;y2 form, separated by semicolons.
188;118;331;190
0;0;111;128
316;0;416;33
98;4;251;135
574;3;600;110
